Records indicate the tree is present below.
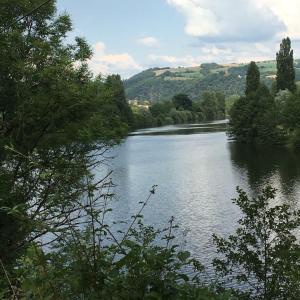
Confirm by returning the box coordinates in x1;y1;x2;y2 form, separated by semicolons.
215;92;226;119
245;62;260;95
229;84;279;144
200;91;225;121
252;84;279;144
281;90;300;146
104;74;134;127
276;37;296;92
229;96;254;142
213;186;300;299
172;94;193;111
0;0;128;267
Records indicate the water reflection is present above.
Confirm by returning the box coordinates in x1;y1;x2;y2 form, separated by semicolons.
100;121;300;273
129;121;228;136
229;142;300;208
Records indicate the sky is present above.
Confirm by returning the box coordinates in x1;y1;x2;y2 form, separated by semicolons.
56;0;300;79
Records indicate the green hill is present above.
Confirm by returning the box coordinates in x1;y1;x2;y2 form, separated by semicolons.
124;60;300;102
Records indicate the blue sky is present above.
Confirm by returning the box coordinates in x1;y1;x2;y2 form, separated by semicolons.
57;0;300;78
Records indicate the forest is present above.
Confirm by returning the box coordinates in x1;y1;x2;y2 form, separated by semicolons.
0;1;299;299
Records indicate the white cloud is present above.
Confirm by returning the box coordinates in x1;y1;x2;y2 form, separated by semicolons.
166;0;285;42
88;42;142;78
260;0;300;39
166;0;219;37
161;0;300;69
148;52;220;67
149;54;198;67
148;41;280;69
93;41;106;55
138;36;160;47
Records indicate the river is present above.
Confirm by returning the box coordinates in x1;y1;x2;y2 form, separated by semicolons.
98;120;300;275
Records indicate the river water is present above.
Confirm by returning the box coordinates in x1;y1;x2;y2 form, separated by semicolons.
98;120;300;274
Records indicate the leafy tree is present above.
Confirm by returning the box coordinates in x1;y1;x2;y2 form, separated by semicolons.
0;0;129;266
200;91;226;121
225;95;239;115
150;101;174;118
281;90;300;146
213;186;300;299
251;84;279;144
215;92;226;119
230;86;279;144
276;37;296;92
105;74;134;127
133;107;155;128
172;94;193;111
229;61;279;144
245;62;260;95
229;96;254;142
274;89;292;124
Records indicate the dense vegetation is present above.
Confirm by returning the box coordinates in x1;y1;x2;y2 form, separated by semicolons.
229;37;300;146
124;60;300;102
132;91;226;129
0;0;130;287
0;1;299;299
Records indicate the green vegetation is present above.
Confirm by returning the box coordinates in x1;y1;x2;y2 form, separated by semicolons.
213;186;300;299
124;60;300;102
0;1;299;299
132;91;226;129
276;37;296;92
7;187;231;299
0;0;132;270
229;38;300;146
245;62;260;95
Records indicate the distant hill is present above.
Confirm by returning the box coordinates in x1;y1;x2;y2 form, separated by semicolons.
124;60;300;102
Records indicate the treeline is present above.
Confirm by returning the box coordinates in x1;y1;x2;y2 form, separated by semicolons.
132;91;226;128
230;37;300;146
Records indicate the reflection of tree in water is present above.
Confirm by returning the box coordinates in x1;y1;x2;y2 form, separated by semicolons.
229;142;300;206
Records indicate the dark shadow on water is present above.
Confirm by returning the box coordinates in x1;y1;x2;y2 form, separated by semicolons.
229;142;300;207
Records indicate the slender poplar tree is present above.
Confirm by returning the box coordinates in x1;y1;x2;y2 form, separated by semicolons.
245;61;260;95
276;37;296;92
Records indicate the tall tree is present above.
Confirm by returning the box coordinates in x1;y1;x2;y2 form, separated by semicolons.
276;37;296;92
245;61;260;95
104;74;134;127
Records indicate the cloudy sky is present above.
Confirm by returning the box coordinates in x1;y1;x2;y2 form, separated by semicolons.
57;0;300;78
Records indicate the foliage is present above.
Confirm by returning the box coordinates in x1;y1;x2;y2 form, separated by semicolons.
133;91;226;129
172;94;193;111
1;185;230;300
213;186;300;300
0;0;131;267
245;62;260;95
230;37;300;146
105;74;135;127
276;37;296;92
281;89;300;146
229;84;279;144
201;92;225;121
133;106;156;128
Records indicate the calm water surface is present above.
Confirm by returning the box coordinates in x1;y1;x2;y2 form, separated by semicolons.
98;120;300;273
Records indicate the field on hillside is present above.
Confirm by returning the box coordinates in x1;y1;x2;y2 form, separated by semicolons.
124;60;300;102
